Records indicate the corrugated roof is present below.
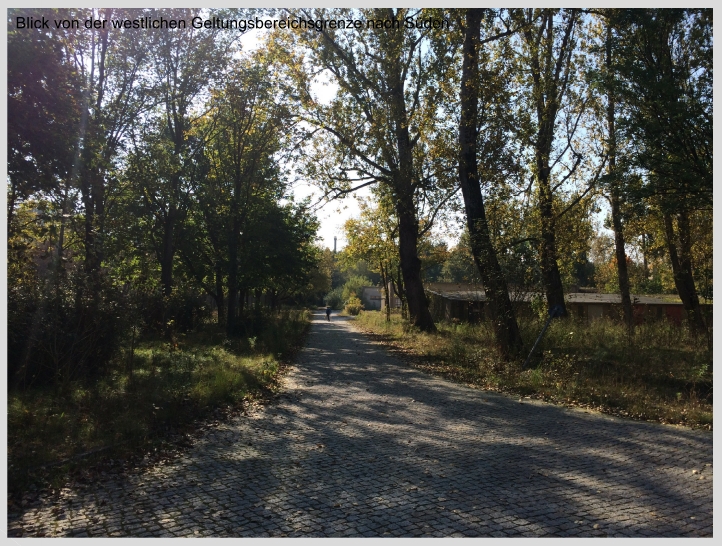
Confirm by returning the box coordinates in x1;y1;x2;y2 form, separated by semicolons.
426;289;687;306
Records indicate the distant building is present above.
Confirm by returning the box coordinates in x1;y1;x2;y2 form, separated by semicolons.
360;286;384;311
379;282;403;310
424;282;712;326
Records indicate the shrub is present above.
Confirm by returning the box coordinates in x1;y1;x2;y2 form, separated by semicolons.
7;308;311;494
7;269;124;388
355;311;712;429
324;286;344;310
131;286;211;336
344;295;364;316
341;275;373;302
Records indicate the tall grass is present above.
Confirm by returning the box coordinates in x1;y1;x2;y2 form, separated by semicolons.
8;309;310;494
355;311;712;429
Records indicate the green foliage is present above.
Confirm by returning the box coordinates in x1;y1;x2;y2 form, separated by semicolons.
344;295;365;316
7;267;124;389
356;311;712;429
324;272;375;311
338;257;381;286
341;275;373;302
301;246;334;306
7;8;81;216
529;294;547;321
613;8;712;214
440;231;481;283
324;287;345;310
323;274;374;312
6;18;323;498
7;310;309;494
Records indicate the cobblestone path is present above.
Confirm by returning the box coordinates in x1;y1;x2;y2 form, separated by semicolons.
8;311;713;537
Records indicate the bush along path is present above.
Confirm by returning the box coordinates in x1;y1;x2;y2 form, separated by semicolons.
8;311;712;537
7;309;310;499
353;312;712;429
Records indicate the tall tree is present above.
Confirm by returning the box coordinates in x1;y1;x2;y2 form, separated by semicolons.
288;8;459;332
7;8;81;236
589;13;634;331
614;8;711;332
344;200;405;322
147;8;239;296
68;8;154;286
519;8;581;316
458;9;524;358
204;59;291;335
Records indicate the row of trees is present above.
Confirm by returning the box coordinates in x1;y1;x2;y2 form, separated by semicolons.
8;8;322;386
7;8;713;382
302;8;711;357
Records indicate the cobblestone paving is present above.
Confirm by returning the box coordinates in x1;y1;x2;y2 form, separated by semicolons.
8;312;713;537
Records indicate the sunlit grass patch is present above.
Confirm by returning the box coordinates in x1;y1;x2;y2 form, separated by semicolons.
354;311;712;429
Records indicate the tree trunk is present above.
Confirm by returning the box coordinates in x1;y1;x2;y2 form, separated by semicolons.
663;212;706;332
525;10;577;318
8;181;18;238
611;192;633;330
215;263;225;326
641;233;649;281
388;55;435;332
226;216;240;337
80;164;106;298
676;211;706;332
606;23;634;332
391;267;408;319
161;205;175;297
82;25;110;291
380;262;391;322
270;289;278;312
537;166;567;316
81;169;95;275
396;196;435;331
459;9;524;359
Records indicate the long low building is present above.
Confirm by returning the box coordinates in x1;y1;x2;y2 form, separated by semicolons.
360;286;384;310
424;282;712;326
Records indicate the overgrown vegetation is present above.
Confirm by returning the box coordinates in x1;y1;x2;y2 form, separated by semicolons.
7;8;323;495
355;311;712;429
7;7;713;499
7;310;310;496
343;296;365;316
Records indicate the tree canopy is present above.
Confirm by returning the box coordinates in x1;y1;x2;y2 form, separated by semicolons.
7;7;713;382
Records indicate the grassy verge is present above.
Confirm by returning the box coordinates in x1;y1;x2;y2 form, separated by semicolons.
354;311;712;430
8;309;310;496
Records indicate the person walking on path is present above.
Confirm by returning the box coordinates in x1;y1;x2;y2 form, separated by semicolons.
325;306;332;321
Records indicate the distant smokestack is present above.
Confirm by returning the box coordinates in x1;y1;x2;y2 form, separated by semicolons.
333;236;337;254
